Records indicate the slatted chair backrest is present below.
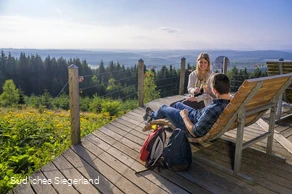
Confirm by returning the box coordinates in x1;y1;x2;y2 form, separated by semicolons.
266;61;292;103
143;74;292;143
193;73;292;143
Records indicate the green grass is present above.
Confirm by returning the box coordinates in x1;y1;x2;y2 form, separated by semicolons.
0;107;119;193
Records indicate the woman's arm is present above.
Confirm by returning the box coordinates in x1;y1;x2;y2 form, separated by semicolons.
187;72;200;95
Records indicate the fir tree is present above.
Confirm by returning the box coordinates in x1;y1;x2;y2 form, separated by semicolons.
0;79;19;106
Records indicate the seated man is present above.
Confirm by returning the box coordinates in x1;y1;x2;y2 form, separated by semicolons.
143;73;231;137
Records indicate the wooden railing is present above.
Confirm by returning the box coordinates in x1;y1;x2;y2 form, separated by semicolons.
68;57;229;145
68;64;81;145
266;60;292;120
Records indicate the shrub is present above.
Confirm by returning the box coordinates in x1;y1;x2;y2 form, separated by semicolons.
52;93;70;110
101;98;121;116
80;96;91;111
24;95;41;108
120;99;138;113
0;80;19;107
88;94;102;113
144;70;160;103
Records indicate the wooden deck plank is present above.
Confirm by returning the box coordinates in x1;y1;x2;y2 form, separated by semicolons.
85;134;147;172
80;138;173;194
193;141;292;194
99;95;292;193
275;126;292;135
127;110;148;118
131;108;147;116
155;97;182;105
119;113;146;127
9;95;292;194
90;130;209;193
106;123;145;145
139;100;292;160
111;118;146;135
223;131;289;158
98;126;141;152
52;155;100;194
207;140;292;183
191;159;276;194
62;148;124;194
281;127;292;138
146;101;164;110
224;129;284;149
257;118;292;156
69;144;146;194
223;133;292;166
41;162;79;194
11;183;35;194
98;115;280;194
94;125;210;193
29;170;57;194
202;139;292;175
111;120;148;138
85;137;195;194
119;115;144;127
180;160;248;194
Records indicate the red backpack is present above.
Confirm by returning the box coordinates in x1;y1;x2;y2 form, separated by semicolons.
138;126;167;170
136;126;192;174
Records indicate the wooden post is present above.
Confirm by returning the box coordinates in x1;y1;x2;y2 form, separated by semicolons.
234;109;246;174
179;57;186;95
138;59;144;107
267;103;277;154
278;61;287;102
223;57;228;74
68;64;80;145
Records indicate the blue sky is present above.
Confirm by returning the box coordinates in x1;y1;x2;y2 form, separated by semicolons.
0;0;291;50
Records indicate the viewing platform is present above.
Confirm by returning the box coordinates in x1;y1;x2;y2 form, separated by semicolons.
10;95;292;194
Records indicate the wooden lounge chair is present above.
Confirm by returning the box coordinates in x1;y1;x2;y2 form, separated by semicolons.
266;61;292;120
143;73;292;182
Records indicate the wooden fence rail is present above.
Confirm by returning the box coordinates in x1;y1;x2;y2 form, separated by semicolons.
68;57;228;145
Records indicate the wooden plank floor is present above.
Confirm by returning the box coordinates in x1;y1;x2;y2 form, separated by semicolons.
262;108;292;143
10;95;292;194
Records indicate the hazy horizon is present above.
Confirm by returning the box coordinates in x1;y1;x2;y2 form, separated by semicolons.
2;48;292;53
2;48;292;69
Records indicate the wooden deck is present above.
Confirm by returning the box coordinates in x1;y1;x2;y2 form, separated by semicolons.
10;95;292;194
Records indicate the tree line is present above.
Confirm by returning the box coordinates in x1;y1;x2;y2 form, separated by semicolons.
0;50;268;105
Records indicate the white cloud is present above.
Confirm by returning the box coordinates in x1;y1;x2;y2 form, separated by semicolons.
0;15;189;49
157;27;180;33
0;15;146;48
56;8;63;17
0;15;290;50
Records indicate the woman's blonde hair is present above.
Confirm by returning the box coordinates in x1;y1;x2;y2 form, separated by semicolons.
195;52;211;81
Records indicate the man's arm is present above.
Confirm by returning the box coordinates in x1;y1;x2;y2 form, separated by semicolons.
179;109;196;137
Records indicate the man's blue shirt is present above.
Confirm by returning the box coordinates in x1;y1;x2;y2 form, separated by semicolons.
189;99;230;137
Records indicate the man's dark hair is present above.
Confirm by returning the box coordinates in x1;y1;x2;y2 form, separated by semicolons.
211;73;230;94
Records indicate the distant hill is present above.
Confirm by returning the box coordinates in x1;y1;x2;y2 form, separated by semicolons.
1;48;292;70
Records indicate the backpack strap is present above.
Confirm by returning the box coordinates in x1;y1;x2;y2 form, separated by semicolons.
135;158;168;174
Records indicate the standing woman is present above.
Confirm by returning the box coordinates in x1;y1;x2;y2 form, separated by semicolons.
184;52;214;109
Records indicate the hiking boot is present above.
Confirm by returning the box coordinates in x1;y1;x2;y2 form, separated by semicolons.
143;107;154;124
